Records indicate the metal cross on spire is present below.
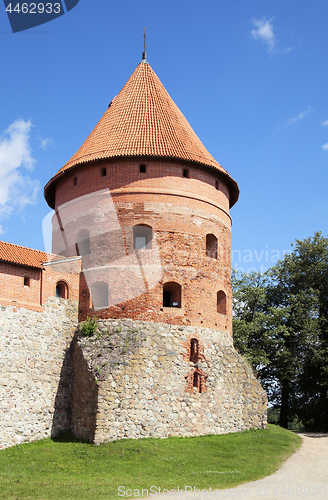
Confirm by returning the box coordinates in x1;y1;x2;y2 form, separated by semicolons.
142;27;147;63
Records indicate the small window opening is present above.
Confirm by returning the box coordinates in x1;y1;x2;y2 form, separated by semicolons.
101;167;107;177
183;168;189;178
56;281;69;299
217;290;227;315
215;180;219;190
139;164;146;173
133;224;152;249
91;281;109;310
190;338;199;363
73;176;77;186
76;229;91;256
163;282;181;308
193;372;201;392
206;234;218;259
23;276;30;287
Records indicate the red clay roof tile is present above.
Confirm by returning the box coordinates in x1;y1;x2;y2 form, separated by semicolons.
0;241;48;269
45;62;239;207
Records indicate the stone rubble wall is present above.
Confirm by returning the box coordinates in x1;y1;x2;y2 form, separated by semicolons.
0;306;267;450
0;298;78;449
72;318;267;444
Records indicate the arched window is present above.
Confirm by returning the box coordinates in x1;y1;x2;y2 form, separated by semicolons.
91;281;109;309
190;338;199;363
133;224;152;250
206;234;218;259
76;229;91;256
56;281;69;299
217;290;226;315
193;371;201;392
163;282;181;308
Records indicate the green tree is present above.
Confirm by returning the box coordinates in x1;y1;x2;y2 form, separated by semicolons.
232;232;327;430
232;270;270;370
268;232;328;430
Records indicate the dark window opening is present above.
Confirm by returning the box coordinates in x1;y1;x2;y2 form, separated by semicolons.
91;281;109;309
56;281;69;299
163;291;171;307
215;180;219;190
190;338;199;363
76;229;91;256
163;282;181;308
217;290;227;315
101;167;107;177
139;164;146;173
206;234;218;259
183;168;189;178
73;176;77;186
193;372;201;392
23;276;30;287
133;224;152;249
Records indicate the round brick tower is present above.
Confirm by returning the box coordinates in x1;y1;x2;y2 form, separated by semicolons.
44;59;239;333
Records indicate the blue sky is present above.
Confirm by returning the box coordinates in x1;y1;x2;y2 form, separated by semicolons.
0;0;327;273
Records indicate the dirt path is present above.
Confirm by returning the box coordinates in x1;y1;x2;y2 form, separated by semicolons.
153;433;328;500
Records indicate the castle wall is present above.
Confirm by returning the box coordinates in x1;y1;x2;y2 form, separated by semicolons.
0;259;80;312
0;298;78;449
72;319;267;443
52;158;233;330
54;158;231;213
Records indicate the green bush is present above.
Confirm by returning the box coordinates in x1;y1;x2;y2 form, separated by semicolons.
80;316;98;337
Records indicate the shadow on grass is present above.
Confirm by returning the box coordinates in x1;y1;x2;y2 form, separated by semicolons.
51;430;91;444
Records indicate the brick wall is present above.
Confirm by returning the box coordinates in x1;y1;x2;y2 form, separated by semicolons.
0;259;80;312
52;158;234;331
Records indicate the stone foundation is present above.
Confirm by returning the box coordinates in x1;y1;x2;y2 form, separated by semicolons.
0;298;78;449
72;319;267;443
0;309;266;449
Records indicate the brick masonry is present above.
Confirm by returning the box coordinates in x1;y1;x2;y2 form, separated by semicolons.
52;157;234;331
0;258;80;312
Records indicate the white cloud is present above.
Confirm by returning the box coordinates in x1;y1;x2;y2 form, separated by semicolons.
322;143;328;151
39;137;54;150
251;18;275;51
321;119;328;127
287;106;313;125
0;119;39;220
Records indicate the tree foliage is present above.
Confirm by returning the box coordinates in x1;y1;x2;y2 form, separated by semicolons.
232;232;328;431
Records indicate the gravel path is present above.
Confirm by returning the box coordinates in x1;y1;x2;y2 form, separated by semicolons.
149;433;328;500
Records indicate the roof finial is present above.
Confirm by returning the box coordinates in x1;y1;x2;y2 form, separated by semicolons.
142;27;147;63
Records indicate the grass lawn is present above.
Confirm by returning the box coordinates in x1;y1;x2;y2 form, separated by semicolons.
0;425;301;500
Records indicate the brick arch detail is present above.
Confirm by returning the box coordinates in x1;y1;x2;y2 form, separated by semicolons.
181;334;206;363
185;368;208;394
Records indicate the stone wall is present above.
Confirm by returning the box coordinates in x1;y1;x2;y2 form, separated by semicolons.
72;318;267;444
0;298;78;449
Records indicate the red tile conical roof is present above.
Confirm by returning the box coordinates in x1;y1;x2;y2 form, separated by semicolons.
45;62;239;207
